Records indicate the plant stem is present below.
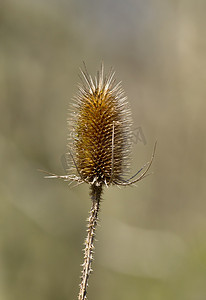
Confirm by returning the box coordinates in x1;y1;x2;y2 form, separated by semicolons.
78;185;102;300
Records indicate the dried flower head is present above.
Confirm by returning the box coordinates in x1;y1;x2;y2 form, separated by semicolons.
43;64;156;186
65;64;155;188
67;64;133;187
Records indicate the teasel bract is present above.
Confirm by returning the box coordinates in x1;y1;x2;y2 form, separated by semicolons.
44;64;156;300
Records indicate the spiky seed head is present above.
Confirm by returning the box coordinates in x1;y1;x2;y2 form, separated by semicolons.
67;64;133;187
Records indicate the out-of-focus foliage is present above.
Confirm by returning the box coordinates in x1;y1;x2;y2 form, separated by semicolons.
0;0;206;299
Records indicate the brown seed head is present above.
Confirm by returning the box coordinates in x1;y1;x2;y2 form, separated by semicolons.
67;64;133;187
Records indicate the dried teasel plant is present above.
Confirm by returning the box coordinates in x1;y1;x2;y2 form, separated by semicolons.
42;64;156;300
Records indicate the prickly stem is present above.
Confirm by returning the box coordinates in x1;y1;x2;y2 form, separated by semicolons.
78;185;102;300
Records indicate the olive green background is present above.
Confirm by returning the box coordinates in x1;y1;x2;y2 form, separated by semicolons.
1;1;206;299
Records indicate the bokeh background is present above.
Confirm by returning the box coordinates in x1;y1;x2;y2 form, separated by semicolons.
1;0;206;299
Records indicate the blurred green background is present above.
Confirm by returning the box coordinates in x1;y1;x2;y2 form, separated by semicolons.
1;0;206;299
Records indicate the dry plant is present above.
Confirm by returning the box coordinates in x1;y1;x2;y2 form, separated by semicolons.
42;64;156;300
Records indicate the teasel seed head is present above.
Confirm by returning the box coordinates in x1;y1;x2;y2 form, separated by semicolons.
42;64;156;187
67;64;133;187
